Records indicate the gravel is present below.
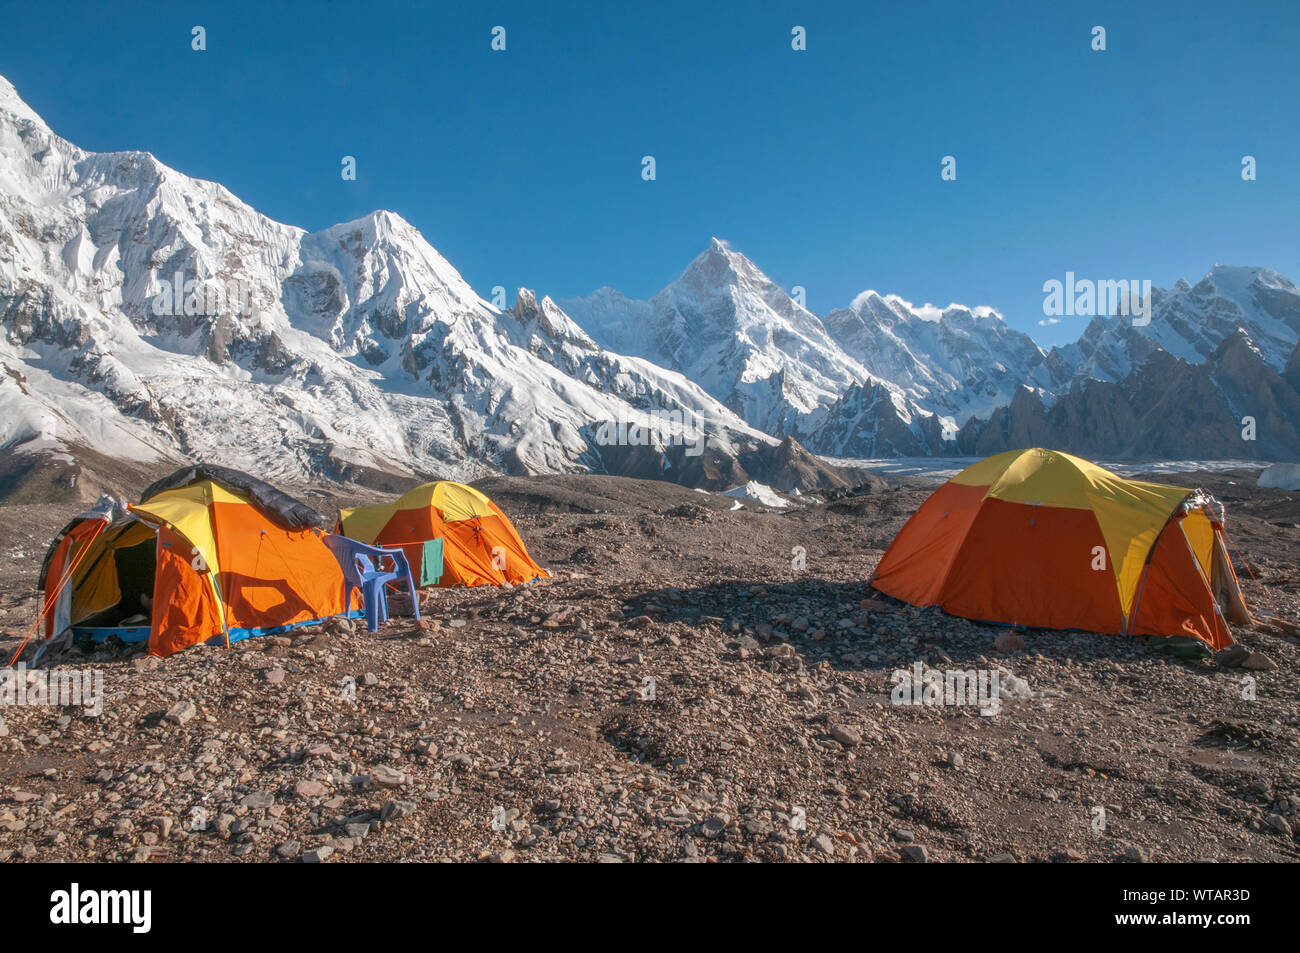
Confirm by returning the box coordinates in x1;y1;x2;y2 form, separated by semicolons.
0;470;1297;862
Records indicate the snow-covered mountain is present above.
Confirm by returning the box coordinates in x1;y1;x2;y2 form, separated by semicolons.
563;253;1300;464
559;240;963;456
561;239;872;435
963;332;1300;461
1032;266;1300;393
3;67;1297;494
823;293;1046;426
963;267;1300;461
0;74;806;492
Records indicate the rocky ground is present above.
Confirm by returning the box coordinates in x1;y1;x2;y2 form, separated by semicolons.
0;469;1297;863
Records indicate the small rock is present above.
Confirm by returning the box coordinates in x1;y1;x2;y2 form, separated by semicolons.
829;724;862;747
1266;814;1293;836
1241;652;1277;672
164;701;197;725
700;815;727;838
293;780;328;799
381;800;416;823
1214;644;1250;668
367;765;407;788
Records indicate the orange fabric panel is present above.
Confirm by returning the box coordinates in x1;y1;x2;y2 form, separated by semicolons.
382;505;450;543
940;499;1124;634
149;530;222;657
1130;521;1232;650
42;531;77;640
438;511;548;587
368;501;547;589
483;503;548;584
442;519;508;587
871;481;988;607
208;501;346;630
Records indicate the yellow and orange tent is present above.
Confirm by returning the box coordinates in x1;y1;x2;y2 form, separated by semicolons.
870;449;1249;650
338;481;548;588
39;466;352;658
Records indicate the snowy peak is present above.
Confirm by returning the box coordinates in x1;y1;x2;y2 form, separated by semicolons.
677;237;770;297
822;288;1045;426
313;209;420;253
294;207;491;353
562;238;890;436
844;290;1004;327
1202;263;1296;296
0;75;49;130
669;238;824;337
1043;265;1300;390
505;288;599;358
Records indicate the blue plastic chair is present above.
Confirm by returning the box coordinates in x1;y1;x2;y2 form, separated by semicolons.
322;535;421;633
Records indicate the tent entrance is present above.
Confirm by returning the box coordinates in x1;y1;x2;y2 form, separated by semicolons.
72;537;157;641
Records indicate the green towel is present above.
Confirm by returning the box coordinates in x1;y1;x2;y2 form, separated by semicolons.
1141;635;1212;660
420;537;444;587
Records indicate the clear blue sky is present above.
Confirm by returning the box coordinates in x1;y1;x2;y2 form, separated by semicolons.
2;0;1296;346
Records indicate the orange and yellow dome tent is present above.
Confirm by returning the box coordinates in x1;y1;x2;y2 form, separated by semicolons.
870;449;1250;650
39;466;352;658
338;481;548;588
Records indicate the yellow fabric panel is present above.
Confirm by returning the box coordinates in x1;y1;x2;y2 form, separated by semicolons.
949;449;1190;625
339;501;399;543
1181;510;1215;582
1091;489;1188;625
132;481;233;578
103;521;154;553
430;481;496;522
949;449;1026;488
70;545;120;623
393;482;440;509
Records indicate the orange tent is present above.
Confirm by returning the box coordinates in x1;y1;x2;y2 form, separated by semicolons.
870;449;1250;650
339;481;548;588
39;466;352;657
